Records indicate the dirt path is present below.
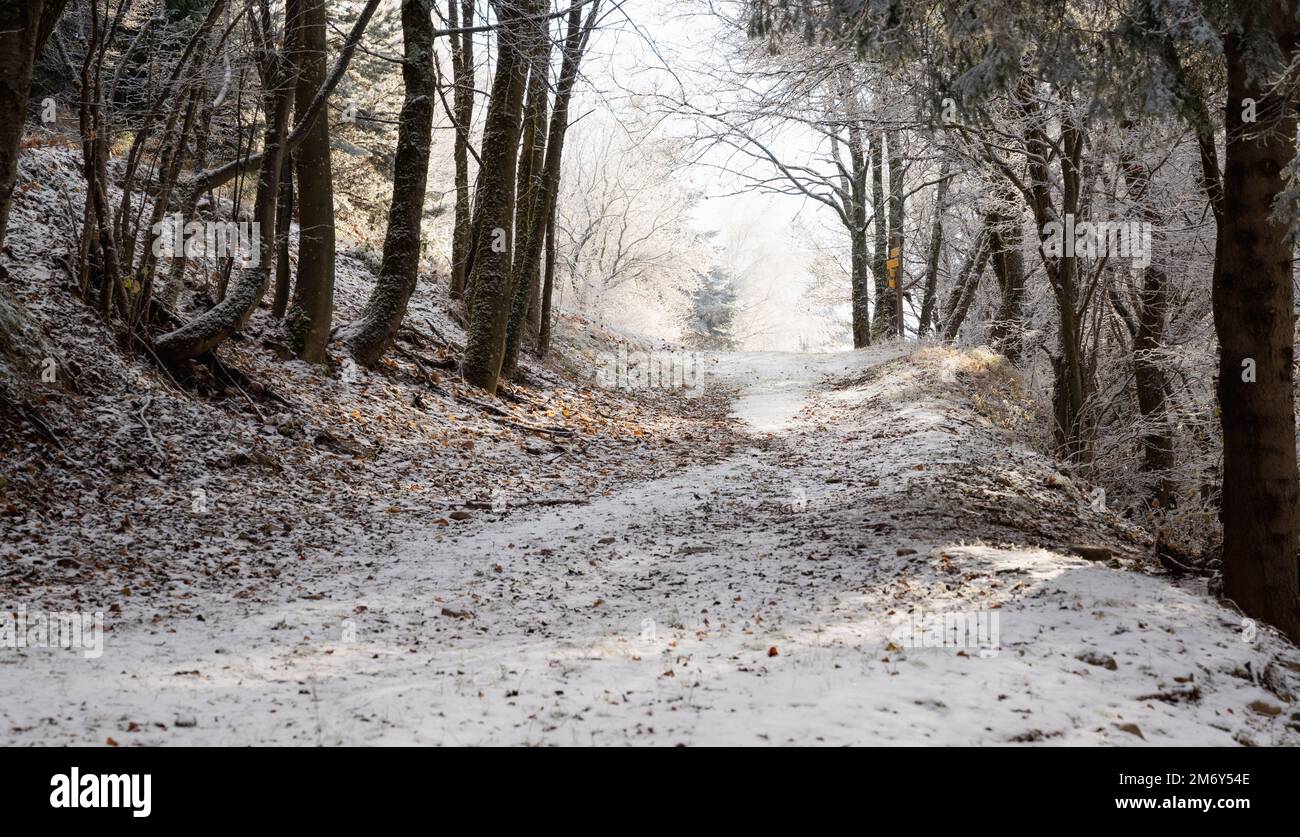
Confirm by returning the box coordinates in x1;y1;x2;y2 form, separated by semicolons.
3;348;1298;745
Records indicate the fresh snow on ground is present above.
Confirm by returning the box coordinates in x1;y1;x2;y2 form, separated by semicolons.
3;345;1298;745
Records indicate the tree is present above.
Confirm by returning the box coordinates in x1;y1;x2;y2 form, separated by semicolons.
683;266;739;350
446;0;475;300
460;0;542;394
739;0;1300;641
284;0;336;362
1211;3;1300;640
343;0;436;366
503;0;600;376
0;0;56;256
153;0;382;365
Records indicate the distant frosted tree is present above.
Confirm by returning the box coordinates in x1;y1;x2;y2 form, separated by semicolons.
684;266;739;350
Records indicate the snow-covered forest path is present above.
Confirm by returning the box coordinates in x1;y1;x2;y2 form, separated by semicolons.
5;347;1300;746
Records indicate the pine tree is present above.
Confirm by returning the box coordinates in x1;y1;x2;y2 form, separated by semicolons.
683;266;738;351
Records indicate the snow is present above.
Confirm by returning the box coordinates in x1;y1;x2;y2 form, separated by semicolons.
3;341;1296;745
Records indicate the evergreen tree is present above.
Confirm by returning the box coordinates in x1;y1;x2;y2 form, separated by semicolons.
684;266;738;350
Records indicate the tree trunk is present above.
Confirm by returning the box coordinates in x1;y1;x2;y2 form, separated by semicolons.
499;39;551;380
869;132;890;338
343;0;435;366
152;0;380;364
502;0;597;377
460;0;537;394
271;153;295;318
941;219;991;342
537;197;557;357
847;122;870;348
0;0;46;251
886;130;905;338
448;0;474;299
986;181;1026;363
1214;21;1300;643
916;160;950;338
285;0;335;362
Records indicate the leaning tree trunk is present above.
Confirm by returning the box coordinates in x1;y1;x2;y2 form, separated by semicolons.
0;0;46;253
285;0;335;362
941;218;991;342
1213;23;1300;643
154;35;294;364
343;0;434;366
460;0;537;394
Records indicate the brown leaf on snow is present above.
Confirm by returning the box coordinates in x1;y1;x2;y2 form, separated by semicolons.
1114;723;1144;740
1248;700;1282;717
768;646;779;657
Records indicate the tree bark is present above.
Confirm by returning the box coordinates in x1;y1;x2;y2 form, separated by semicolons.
537;196;557;357
448;0;474;299
847;121;871;348
1214;18;1300;642
460;0;537;394
285;0;335;362
343;0;435;366
886;130;905;337
869;132;890;338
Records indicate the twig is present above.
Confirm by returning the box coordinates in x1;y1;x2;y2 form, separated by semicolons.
136;395;167;463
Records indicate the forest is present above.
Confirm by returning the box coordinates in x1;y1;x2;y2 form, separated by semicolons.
1;0;1300;753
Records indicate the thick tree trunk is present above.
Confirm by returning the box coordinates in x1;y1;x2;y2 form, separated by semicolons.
448;0;474;300
343;0;435;366
460;0;537;394
0;0;46;251
1214;23;1300;643
285;0;335;362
